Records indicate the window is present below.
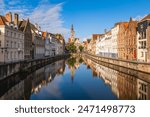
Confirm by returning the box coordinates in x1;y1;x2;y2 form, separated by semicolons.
141;52;144;57
11;41;13;48
14;42;16;48
18;34;20;38
11;32;13;37
7;30;9;36
14;33;16;38
7;41;9;47
144;41;146;48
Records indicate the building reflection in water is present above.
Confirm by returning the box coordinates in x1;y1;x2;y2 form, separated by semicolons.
0;60;65;100
0;56;150;100
31;60;65;94
83;57;150;100
66;57;82;82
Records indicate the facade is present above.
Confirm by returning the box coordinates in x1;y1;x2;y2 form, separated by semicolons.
42;32;51;57
117;22;129;60
89;34;102;54
96;26;119;58
137;14;150;62
50;33;57;56
110;24;119;58
95;19;138;61
96;32;112;57
44;33;64;56
0;12;24;63
55;37;64;55
55;34;65;55
30;24;45;59
85;39;91;52
18;19;32;60
125;18;138;60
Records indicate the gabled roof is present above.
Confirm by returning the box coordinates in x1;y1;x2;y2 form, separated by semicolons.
0;15;8;25
141;14;150;22
18;19;30;32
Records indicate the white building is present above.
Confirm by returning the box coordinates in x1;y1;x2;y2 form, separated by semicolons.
96;24;119;58
0;13;24;63
43;32;51;57
31;24;45;59
137;14;150;62
111;24;119;58
96;31;112;58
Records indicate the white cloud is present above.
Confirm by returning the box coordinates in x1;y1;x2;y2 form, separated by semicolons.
80;35;91;42
133;15;146;21
0;0;69;38
0;0;5;14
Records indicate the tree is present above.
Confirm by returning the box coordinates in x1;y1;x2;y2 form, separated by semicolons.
67;57;76;67
79;45;84;52
66;43;77;53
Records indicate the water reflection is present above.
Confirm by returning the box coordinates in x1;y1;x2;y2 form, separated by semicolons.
0;56;150;100
83;57;150;100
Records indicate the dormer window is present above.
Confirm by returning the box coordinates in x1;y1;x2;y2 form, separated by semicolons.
140;24;144;30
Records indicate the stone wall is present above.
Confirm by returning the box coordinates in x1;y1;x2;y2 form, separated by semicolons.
84;53;150;73
0;54;70;80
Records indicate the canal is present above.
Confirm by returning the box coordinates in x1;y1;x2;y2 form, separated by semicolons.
0;55;150;100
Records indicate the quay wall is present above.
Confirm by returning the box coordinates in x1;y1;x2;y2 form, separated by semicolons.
0;54;70;80
83;53;150;74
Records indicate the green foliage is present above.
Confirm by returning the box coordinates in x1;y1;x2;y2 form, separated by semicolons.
79;45;84;52
79;57;83;63
67;57;76;67
66;43;77;53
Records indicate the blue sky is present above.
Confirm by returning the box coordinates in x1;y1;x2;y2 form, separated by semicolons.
0;0;150;42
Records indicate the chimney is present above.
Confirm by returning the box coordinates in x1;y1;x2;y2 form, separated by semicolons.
5;12;12;23
14;13;19;26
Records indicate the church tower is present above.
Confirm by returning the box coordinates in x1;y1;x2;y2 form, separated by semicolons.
69;24;75;43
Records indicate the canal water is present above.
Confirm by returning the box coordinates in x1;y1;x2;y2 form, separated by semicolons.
0;56;150;100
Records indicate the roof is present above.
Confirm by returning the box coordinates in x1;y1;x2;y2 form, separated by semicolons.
42;32;47;38
18;20;26;31
0;15;8;25
92;34;104;40
124;22;129;28
18;19;31;32
141;14;150;22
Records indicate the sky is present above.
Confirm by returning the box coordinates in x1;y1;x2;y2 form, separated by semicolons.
0;0;150;42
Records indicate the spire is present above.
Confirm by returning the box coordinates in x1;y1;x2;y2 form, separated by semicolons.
71;24;74;31
130;17;133;22
69;24;75;43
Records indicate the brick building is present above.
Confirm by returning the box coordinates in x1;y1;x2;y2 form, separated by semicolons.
125;18;138;60
117;22;129;59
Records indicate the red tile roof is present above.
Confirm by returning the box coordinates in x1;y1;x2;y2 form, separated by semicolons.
0;16;8;25
141;14;150;22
